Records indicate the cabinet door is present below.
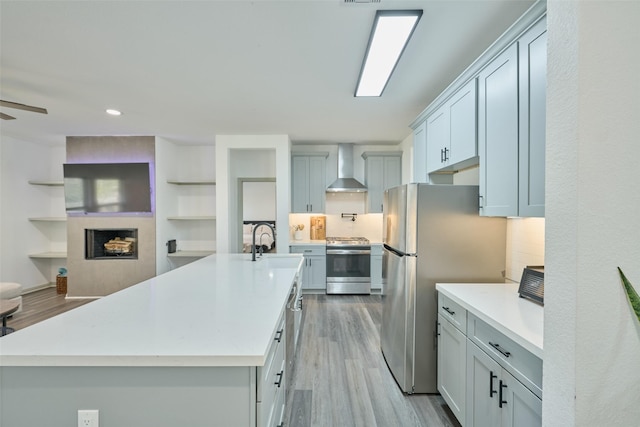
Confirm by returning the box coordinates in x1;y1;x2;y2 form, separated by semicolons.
365;156;385;213
426;107;449;174
308;255;326;290
478;44;519;217
449;78;478;165
466;341;501;427
500;369;542;427
291;156;310;213
438;316;467;426
518;17;547;217
383;156;402;192
370;255;382;289
307;156;326;213
413;121;428;182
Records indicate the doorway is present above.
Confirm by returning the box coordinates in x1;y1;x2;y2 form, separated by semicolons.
237;178;276;253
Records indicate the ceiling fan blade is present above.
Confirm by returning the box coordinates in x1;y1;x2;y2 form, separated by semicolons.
0;100;48;114
0;112;17;120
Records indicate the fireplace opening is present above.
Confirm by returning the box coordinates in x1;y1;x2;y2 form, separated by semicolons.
85;228;138;260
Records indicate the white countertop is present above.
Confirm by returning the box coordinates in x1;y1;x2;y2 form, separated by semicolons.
436;283;543;358
289;239;326;246
0;254;303;367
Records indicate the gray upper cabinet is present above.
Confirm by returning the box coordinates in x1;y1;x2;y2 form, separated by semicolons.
479;15;547;217
426;79;478;175
362;152;402;213
291;153;328;213
518;17;547;217
478;44;520;217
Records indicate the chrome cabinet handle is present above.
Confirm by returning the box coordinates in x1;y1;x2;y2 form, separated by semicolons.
489;342;511;357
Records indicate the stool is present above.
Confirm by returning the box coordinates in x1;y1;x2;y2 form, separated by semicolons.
0;282;23;314
0;299;20;336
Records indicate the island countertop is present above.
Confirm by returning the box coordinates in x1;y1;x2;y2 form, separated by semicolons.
0;254;303;367
436;282;543;358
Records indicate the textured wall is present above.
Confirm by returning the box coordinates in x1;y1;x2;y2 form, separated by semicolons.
545;1;640;426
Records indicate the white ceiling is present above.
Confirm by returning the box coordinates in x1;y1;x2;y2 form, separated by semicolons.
0;0;534;146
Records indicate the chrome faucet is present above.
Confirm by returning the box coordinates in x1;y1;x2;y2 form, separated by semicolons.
251;222;276;261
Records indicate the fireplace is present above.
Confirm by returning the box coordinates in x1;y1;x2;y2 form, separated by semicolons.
85;228;138;260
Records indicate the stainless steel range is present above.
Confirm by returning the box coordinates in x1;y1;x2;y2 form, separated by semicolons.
326;237;371;294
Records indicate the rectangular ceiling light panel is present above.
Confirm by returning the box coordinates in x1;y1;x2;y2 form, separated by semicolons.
355;10;422;97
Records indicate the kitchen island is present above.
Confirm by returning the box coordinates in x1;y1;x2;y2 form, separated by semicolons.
0;253;303;426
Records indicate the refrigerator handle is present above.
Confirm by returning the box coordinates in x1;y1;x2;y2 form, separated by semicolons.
383;244;406;257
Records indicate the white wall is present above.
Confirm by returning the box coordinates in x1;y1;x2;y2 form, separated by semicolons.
545;1;640;426
0;135;66;291
215;135;290;254
243;182;276;221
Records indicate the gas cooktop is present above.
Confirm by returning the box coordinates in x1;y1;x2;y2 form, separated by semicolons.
326;237;370;246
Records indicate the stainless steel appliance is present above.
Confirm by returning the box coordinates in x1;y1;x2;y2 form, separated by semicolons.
326;237;371;294
381;184;506;394
286;267;304;398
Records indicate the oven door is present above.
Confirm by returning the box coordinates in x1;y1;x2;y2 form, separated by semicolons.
326;248;371;294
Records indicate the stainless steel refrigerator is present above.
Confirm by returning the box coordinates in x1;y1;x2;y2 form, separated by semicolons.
381;183;506;394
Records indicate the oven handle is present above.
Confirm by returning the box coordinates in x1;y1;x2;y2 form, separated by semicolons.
326;249;371;255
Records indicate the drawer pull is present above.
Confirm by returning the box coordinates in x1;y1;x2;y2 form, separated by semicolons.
499;380;508;408
274;329;284;343
442;306;455;315
275;370;284;387
489;371;498;397
489;342;511;357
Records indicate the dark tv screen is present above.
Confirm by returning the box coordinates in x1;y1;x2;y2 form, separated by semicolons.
63;163;152;213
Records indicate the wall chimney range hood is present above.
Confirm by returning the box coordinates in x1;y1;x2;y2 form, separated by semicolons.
327;144;367;193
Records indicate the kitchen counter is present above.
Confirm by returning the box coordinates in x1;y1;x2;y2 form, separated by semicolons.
436;283;543;358
289;239;326;246
0;253;303;367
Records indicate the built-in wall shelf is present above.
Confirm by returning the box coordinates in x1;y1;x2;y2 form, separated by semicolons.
167;216;216;221
167;250;216;258
167;180;216;185
28;180;64;186
28;217;67;222
29;252;67;259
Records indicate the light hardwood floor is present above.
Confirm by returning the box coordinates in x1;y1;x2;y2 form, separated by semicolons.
4;286;94;331
5;288;460;427
287;294;461;427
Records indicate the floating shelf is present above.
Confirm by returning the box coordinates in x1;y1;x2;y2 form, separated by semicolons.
29;251;67;259
167;250;216;258
167;216;216;221
28;180;64;186
167;180;216;185
28;217;67;222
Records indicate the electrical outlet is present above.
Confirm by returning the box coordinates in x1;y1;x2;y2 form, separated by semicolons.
78;410;99;427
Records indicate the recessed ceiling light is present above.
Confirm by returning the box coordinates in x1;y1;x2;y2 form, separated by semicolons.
106;109;122;116
355;10;423;97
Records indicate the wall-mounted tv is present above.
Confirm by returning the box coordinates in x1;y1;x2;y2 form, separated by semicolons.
63;163;152;214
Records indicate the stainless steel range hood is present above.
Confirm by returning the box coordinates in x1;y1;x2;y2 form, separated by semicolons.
326;144;367;193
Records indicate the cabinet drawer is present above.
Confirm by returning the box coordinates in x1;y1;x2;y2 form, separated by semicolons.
258;312;285;400
257;355;286;427
467;313;542;398
290;245;325;256
438;293;467;333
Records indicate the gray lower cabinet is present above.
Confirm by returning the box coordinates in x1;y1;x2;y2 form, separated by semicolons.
257;311;287;427
289;245;326;290
362;152;402;213
437;294;468;425
370;244;382;290
465;313;542;427
291;153;328;213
